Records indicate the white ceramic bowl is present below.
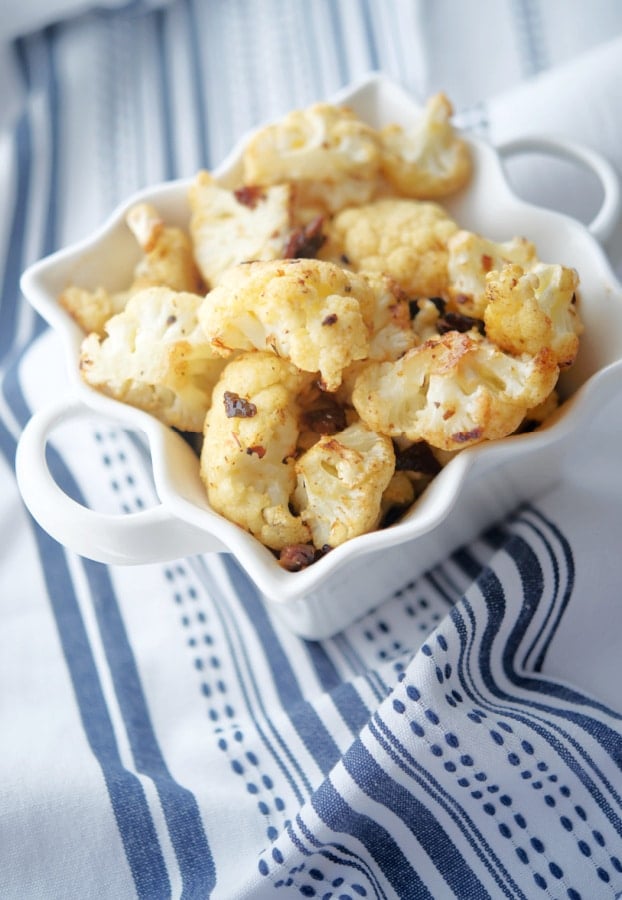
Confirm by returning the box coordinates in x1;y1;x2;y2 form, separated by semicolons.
16;74;622;639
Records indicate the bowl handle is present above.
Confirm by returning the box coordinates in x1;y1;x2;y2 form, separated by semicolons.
496;135;621;245
15;396;227;564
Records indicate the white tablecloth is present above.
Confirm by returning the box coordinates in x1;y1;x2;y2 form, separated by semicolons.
2;2;622;897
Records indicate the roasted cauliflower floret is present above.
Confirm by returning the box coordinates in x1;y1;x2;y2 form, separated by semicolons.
380;471;416;520
199;258;376;391
352;331;559;450
188;171;294;287
79;287;225;432
446;230;537;317
60;202;202;336
361;272;419;361
324;198;458;298
242;102;381;216
379;93;472;199
484;263;582;367
201;352;311;550
59;285;129;338
293;421;395;548
519;390;560;432
411;297;443;341
126;202;203;294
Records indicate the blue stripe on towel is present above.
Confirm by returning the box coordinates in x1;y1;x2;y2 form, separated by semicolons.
153;7;176;181
5;353;213;895
82;560;217;897
303;641;372;736
192;556;312;802
33;516;173;899
223;557;342;775
312;775;432;899
344;737;492;899
2;400;171;895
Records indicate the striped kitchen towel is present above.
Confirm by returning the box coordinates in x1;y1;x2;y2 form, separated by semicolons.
2;2;622;897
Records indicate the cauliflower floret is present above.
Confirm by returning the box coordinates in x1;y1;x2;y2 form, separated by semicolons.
293;421;395;548
199;258;376;391
360;272;419;361
126;202;203;294
379;93;472;199
411;297;443;341
80;286;226;432
242;103;381;216
519;390;560;432
446;230;537;317
188;171;294;287
380;471;416;523
484;263;582;367
201;352;311;550
324;198;458;298
59;285;129;338
60;202;202;335
352;331;559;450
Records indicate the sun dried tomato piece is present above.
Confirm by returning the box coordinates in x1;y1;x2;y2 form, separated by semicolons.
437;311;485;335
451;426;484;444
394;441;442;475
303;404;347;435
278;543;317;572
223;391;257;418
233;185;265;209
246;445;266;458
409;296;447;318
283;215;326;259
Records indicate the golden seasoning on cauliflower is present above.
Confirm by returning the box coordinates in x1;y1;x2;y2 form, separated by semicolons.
293;421;395;548
324;198;458;299
379;93;472;199
351;331;559;451
484;263;582;367
60;202;202;336
200;352;312;550
199;258;376;391
446;230;537;317
242;103;381;216
79;286;226;432
188;171;294;288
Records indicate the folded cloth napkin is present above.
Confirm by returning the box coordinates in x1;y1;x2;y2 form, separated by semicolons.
2;2;622;898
